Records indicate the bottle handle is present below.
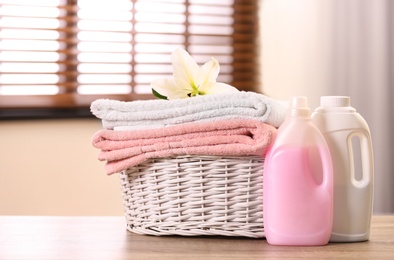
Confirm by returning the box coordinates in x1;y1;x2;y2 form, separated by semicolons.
318;144;333;189
347;132;374;188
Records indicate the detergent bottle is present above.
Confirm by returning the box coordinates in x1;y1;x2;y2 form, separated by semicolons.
263;96;333;246
312;96;374;242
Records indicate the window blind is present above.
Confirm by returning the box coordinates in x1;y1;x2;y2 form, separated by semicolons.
0;0;260;112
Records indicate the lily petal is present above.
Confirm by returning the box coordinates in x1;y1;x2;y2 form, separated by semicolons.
199;57;220;86
201;82;239;95
171;49;199;89
150;78;187;99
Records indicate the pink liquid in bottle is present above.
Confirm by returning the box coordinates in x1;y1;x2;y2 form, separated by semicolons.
264;145;333;245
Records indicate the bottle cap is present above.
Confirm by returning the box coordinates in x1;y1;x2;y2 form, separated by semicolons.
321;96;350;107
289;96;310;117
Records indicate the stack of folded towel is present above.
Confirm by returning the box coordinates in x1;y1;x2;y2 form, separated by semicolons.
91;91;287;175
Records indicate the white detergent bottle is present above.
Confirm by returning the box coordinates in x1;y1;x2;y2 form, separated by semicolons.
263;96;333;246
312;96;374;242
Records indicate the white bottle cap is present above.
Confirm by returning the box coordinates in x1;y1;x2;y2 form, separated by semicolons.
321;96;350;107
289;96;310;117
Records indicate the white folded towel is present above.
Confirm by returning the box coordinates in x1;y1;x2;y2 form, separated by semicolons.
90;91;287;130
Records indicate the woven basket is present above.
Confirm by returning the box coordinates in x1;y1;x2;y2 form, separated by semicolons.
119;155;265;238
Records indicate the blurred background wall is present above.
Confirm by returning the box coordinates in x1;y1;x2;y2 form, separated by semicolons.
261;0;394;213
1;0;392;215
0;119;124;215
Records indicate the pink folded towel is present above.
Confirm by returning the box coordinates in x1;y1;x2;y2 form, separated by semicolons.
92;119;277;175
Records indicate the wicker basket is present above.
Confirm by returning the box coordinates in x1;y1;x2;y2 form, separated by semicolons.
119;155;265;238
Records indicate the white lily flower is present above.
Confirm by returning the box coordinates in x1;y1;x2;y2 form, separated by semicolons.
151;48;239;99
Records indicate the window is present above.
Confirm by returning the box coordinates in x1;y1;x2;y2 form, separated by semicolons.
0;0;260;117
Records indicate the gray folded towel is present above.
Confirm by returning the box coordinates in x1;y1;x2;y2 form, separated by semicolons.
90;91;287;130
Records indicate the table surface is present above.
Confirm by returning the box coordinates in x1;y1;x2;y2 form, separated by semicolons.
0;215;393;260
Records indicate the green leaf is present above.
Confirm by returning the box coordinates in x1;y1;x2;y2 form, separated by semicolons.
152;88;168;100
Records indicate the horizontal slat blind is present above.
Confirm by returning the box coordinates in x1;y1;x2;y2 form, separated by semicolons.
0;0;63;96
0;0;259;110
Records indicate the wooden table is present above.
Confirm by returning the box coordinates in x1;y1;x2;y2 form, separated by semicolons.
0;215;393;259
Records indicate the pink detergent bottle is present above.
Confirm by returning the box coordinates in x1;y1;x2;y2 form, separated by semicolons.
263;96;333;246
